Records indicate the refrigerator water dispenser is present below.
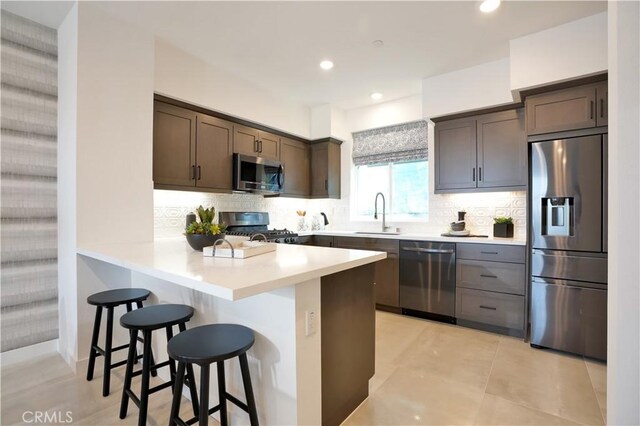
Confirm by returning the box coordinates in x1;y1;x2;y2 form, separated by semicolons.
542;197;573;236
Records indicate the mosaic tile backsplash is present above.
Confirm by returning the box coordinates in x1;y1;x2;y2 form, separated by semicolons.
154;190;527;240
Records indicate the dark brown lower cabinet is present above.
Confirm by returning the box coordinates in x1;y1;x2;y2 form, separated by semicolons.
333;237;400;308
321;264;375;426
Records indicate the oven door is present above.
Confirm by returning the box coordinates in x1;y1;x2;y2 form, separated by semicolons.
233;154;284;194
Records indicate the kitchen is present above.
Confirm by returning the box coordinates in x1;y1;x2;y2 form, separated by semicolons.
0;1;638;426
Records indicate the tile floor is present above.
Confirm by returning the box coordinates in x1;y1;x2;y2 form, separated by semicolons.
344;311;607;426
1;311;606;425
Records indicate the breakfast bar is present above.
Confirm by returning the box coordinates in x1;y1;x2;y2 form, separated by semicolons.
76;238;386;425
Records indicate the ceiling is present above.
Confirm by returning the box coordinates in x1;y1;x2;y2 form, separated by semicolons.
3;1;606;111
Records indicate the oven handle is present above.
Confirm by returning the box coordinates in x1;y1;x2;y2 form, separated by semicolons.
401;247;454;254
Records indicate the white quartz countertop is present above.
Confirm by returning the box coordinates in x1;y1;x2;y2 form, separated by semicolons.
298;230;527;246
77;238;386;301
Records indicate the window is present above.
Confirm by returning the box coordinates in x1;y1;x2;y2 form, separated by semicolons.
354;160;428;221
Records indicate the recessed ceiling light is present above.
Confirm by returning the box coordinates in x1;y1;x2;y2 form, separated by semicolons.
372;40;384;47
479;0;500;13
370;92;383;100
320;60;334;70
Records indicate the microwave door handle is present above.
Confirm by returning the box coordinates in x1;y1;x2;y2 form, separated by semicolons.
277;165;283;188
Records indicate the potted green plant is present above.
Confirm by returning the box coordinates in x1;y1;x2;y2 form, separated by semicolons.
493;216;514;238
185;205;227;251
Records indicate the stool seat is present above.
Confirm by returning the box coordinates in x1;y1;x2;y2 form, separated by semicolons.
120;304;194;330
87;288;150;307
86;288;154;397
168;324;259;425
168;324;255;365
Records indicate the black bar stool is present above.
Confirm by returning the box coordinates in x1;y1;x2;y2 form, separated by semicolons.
86;288;156;397
119;304;199;426
167;324;259;426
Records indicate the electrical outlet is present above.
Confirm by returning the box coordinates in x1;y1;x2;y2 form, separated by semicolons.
305;310;316;336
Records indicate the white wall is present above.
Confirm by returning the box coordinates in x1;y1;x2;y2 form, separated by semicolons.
421;59;512;118
310;104;331;139
607;2;640;424
57;3;78;368
76;3;155;247
347;94;423;132
155;40;310;139
510;12;607;95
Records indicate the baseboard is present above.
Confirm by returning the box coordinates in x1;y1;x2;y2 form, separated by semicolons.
0;339;59;367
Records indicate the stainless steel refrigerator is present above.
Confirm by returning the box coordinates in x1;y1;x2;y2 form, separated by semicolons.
530;134;607;360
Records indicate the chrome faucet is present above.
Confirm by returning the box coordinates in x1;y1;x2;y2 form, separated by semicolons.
374;192;391;232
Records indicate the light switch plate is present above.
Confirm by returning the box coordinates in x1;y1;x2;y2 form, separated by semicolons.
305;310;316;336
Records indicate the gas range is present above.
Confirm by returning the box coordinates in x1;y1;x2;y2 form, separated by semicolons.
220;211;299;244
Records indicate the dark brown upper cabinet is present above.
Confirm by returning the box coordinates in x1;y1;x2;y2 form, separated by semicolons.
596;82;608;127
153;102;197;187
311;139;341;199
196;114;233;191
434;108;526;193
233;124;280;161
434;118;477;191
280;137;310;197
526;83;608;135
153;101;233;191
477;109;527;189
153;95;342;198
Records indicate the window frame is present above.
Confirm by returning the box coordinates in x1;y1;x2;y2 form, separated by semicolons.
350;159;429;223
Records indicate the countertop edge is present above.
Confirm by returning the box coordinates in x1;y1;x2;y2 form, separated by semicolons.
77;244;386;301
298;231;527;246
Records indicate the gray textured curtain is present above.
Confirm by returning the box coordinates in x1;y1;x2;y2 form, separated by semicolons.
1;11;58;351
352;120;428;166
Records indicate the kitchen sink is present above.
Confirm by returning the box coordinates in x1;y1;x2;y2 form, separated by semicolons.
354;231;401;235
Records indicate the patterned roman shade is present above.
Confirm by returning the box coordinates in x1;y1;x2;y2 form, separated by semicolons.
352;120;428;166
1;11;58;352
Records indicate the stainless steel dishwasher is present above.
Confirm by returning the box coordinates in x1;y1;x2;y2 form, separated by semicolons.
399;241;456;322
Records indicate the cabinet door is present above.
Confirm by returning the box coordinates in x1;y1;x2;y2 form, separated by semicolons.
375;255;399;307
196;114;233;191
477;109;526;189
258;130;280;160
311;141;341;198
434;118;477;191
596;82;608;127
526;86;597;135
153;101;196;187
280;138;310;196
233;124;259;156
314;235;334;247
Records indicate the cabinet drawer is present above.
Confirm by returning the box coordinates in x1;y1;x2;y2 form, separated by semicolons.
456;288;524;330
457;260;525;295
457;243;525;263
333;236;399;254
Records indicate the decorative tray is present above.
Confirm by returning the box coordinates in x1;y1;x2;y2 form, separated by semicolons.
203;240;277;258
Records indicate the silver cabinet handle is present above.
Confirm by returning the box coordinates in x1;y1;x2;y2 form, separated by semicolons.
480;251;499;255
480;274;497;278
401;247;455;254
479;305;497;311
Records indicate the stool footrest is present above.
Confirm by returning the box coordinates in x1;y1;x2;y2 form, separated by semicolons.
148;380;173;394
110;359;128;369
130;359;170;378
226;392;250;413
91;342;133;357
125;389;140;408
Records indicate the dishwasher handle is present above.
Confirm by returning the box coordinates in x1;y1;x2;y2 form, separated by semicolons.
401;247;455;254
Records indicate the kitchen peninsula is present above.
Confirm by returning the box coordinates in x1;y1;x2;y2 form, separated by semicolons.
76;238;385;426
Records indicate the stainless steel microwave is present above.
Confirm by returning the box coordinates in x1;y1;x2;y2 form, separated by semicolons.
233;154;284;194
